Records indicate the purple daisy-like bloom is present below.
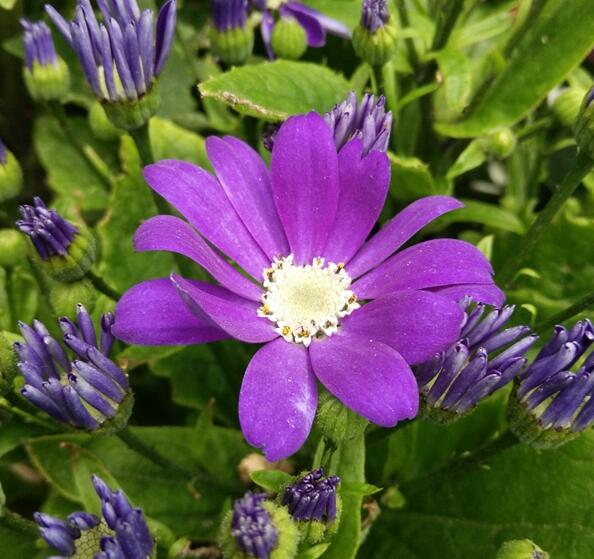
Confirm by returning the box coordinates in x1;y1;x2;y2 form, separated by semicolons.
282;468;340;522
231;492;278;559
35;475;153;558
17;197;79;260
252;0;350;59
113;112;503;460
16;305;128;430
415;298;538;415
45;0;176;102
22;19;59;70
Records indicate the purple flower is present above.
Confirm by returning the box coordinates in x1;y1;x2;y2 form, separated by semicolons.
17;197;79;261
0;139;6;165
112;112;503;460
514;319;594;432
212;0;249;32
415;298;538;416
361;0;389;33
16;304;129;430
282;468;340;522
231;492;278;559
45;0;176;102
21;19;59;70
253;0;351;59
35;475;153;558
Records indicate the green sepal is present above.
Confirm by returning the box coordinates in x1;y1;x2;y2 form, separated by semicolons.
0;230;27;268
496;539;549;559
481;127;517;159
102;84;161;131
315;389;368;443
0;150;23;203
352;20;398;67
23;58;70;102
28;225;97;283
552;87;587;128
89;101;123;141
271;18;307;60
48;278;98;319
418;399;465;425
210;25;254;66
506;386;580;449
0;332;18;395
292;495;342;546
94;390;134;436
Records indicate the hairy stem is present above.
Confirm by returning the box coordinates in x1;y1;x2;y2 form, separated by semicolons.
86;270;121;301
0;510;40;538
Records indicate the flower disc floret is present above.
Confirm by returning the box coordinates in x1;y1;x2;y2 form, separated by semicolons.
258;255;359;346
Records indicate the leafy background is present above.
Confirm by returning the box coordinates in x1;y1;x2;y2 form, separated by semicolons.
1;0;594;558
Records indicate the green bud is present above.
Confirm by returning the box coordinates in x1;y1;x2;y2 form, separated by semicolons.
29;225;97;283
352;20;398;67
506;386;579;449
0;333;18;395
496;539;549;559
89;101;123;141
102;84;161;131
552;87;587;128
0;149;23;203
574;86;594;159
418;399;461;424
316;389;368;443
271;18;307;60
48;278;97;319
0;230;27;268
95;391;134;435
482;128;517;159
210;25;254;65
23;58;70;102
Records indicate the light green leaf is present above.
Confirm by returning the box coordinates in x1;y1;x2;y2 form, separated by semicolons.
437;0;594;137
436;50;472;113
390;153;446;202
298;543;331;559
250;469;294;493
340;482;382;497
150;117;210;169
435;199;526;234
0;0;17;10
199;61;350;121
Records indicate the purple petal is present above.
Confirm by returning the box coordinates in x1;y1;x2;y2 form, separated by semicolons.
134;215;262;301
45;4;73;45
347;196;464;279
323;139;390;264
138;10;155;88
430;283;505;307
280;3;325;47
342;290;464;364
271;113;339;264
171;274;278;344
260;10;275;59
283;2;351;38
309;332;419;426
112;278;228;345
239;338;317;460
353;239;495;299
154;0;176;75
206;136;289;260
143;160;269;279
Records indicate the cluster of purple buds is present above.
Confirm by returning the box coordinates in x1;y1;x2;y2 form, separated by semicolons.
361;0;389;33
22;19;59;70
324;91;392;154
35;474;153;558
17;197;79;261
45;0;176;104
212;0;249;32
231;492;278;559
414;298;538;419
16;304;130;430
282;468;340;523
511;319;594;437
352;0;397;66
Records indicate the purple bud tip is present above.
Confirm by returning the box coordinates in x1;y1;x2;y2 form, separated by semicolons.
22;18;59;71
16;196;79;261
282;468;340;522
0;139;6;165
361;0;389;32
586;86;594;108
231;492;278;559
212;0;249;32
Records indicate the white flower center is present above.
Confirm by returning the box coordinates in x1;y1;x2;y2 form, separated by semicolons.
258;255;359;347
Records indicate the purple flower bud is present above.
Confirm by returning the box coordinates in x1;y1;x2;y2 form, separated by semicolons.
361;0;389;32
21;19;58;71
16;305;128;430
231;492;278;559
212;0;249;32
282;468;340;522
414;298;538;416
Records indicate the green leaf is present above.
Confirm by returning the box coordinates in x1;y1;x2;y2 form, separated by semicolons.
8;265;39;326
437;0;594;137
298;543;331;559
434;199;526;234
150;117;210;169
446;139;487;179
389;153;447;202
199;61;350;121
0;0;17;10
340;482;382;497
250;470;293;493
436;50;472;113
363;431;594;558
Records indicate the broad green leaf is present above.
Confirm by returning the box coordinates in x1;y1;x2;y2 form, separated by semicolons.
34;116;115;212
390;153;447;202
150;117;210;169
437;0;594;137
340;482;382;497
434;199;526;234
363;431;594;559
301;0;360;31
250;470;293;493
199;61;350;121
298;543;331;559
446;139;487;179
436;50;472;113
156;42;197;119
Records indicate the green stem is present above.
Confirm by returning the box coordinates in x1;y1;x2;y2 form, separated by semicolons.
48;102;112;191
116;427;194;479
497;151;594;287
535;290;594;333
370;64;384;95
321;432;366;559
87;270;121;301
396;1;420;73
0;510;40;538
